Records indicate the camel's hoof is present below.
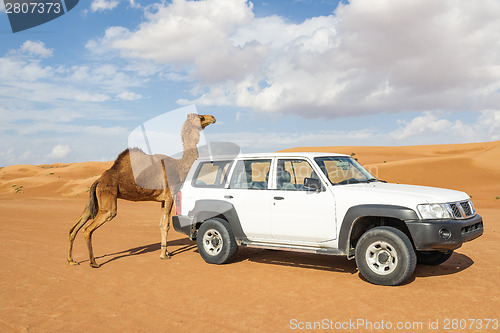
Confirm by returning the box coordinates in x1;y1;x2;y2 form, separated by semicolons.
160;253;171;260
90;262;100;268
68;260;79;266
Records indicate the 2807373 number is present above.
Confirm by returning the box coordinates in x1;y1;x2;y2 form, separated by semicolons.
443;319;498;330
5;2;62;14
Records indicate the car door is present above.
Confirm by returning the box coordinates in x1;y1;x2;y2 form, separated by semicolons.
224;158;272;240
269;158;337;243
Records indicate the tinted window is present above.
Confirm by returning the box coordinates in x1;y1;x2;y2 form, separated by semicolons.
276;159;318;190
229;159;271;190
192;161;232;188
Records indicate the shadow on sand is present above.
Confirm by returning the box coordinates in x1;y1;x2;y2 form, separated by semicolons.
358;251;475;285
79;238;475;284
233;247;358;274
414;252;474;278
75;238;196;266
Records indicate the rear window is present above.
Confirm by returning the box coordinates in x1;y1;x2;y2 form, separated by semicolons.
192;161;232;188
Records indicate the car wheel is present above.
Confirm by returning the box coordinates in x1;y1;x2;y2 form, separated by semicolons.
355;226;416;286
197;218;238;264
417;250;453;266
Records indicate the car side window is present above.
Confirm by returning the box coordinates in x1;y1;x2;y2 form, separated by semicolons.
229;159;271;190
276;159;318;191
192;161;232;188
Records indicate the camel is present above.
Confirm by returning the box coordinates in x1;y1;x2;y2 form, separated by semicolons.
67;113;216;268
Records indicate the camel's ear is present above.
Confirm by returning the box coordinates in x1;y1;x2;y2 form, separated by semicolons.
187;113;199;120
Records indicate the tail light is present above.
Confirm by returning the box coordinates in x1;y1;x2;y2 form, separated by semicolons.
175;190;182;215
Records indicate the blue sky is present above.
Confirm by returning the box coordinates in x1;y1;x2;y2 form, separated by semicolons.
1;0;499;166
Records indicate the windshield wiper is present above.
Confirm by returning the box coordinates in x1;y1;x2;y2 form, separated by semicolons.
334;178;384;185
334;178;363;185
365;178;387;183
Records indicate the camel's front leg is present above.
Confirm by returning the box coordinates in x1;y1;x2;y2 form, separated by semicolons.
160;199;173;260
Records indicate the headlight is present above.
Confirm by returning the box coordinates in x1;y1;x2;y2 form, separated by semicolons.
417;203;451;219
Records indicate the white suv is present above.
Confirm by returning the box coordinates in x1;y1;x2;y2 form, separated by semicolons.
173;152;483;286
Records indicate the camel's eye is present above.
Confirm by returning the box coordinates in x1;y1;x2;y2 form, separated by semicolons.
199;116;205;122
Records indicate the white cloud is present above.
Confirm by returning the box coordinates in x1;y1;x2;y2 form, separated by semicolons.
210;128;378;152
92;0;500;118
235;111;242;123
0;43;144;106
20;41;53;58
91;0;119;12
128;0;141;9
207;110;500;153
46;144;72;159
91;0;265;84
86;26;131;55
390;111;500;143
475;110;500;141
116;91;142;100
391;113;455;140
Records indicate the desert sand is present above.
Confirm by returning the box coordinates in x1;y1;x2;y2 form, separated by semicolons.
0;141;499;332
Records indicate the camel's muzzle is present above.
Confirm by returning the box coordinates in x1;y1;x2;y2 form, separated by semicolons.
200;115;216;129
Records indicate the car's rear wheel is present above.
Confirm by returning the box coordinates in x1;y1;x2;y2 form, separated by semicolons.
417;250;453;266
355;226;416;286
197;218;238;264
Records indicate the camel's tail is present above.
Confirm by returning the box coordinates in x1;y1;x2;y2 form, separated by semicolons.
89;180;99;219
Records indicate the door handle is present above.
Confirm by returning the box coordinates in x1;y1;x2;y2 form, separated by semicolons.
224;195;233;199
274;196;284;200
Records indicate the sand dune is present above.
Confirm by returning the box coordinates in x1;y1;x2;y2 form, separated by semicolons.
0;161;112;199
282;140;500;164
281;140;500;207
2;141;499;202
0;141;499;332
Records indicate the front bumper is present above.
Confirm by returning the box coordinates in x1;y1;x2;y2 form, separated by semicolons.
406;214;483;251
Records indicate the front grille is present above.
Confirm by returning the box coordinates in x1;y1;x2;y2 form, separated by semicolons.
460;201;472;216
446;200;475;219
449;203;462;218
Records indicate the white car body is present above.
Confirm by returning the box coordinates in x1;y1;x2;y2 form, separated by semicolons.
173;152;483;285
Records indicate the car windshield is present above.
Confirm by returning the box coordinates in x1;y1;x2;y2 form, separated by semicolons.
314;156;377;185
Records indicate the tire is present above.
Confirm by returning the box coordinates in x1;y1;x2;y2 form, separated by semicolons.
197;218;238;264
355;226;416;286
417;250;453;266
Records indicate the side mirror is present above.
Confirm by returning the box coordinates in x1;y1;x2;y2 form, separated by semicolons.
304;177;322;191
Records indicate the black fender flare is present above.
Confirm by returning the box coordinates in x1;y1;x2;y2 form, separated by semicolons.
188;199;247;240
338;204;419;255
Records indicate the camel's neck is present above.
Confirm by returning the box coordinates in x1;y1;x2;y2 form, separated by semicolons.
177;139;199;177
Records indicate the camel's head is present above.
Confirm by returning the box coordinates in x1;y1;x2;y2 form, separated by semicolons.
186;113;216;130
182;113;216;145
199;114;216;129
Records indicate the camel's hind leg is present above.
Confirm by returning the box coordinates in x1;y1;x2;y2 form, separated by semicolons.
83;189;117;268
68;203;92;265
160;198;173;260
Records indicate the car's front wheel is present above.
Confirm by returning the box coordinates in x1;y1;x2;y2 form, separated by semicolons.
355;226;416;286
417;250;453;266
197;218;238;264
